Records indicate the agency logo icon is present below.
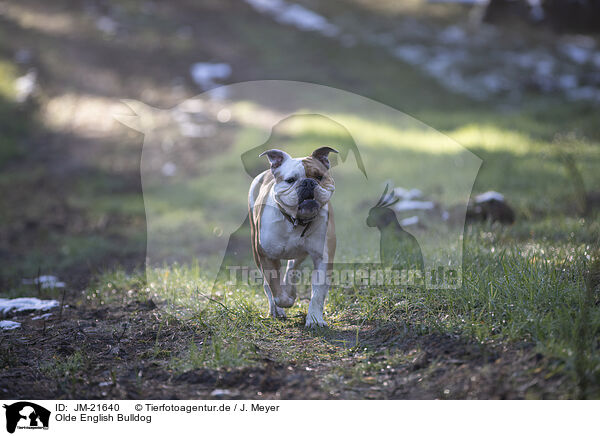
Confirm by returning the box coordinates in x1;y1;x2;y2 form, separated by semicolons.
3;402;50;434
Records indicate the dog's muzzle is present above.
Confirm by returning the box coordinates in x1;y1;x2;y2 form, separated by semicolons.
297;178;319;219
297;178;317;199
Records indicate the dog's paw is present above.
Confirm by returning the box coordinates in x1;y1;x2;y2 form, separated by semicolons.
305;313;327;328
274;294;296;308
269;305;286;319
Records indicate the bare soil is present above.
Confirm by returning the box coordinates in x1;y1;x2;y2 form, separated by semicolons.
0;295;567;399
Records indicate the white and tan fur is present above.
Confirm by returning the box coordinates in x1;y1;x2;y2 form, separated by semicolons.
249;147;337;327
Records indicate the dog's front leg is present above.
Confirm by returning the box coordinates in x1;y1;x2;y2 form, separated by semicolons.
306;258;329;327
260;258;286;318
281;254;307;308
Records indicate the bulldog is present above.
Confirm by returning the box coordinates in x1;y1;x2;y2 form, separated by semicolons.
249;147;337;327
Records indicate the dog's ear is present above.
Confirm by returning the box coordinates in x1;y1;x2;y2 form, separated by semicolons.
259;149;291;170
311;146;339;170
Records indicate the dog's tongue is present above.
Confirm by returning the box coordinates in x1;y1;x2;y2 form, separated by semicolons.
297;199;319;220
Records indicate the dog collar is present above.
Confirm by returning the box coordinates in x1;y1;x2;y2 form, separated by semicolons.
277;204;314;237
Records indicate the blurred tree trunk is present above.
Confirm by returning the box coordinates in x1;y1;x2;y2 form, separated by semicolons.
543;0;600;32
482;0;600;32
482;0;532;24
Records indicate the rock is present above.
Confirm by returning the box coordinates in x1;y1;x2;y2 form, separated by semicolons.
467;191;515;224
585;191;600;213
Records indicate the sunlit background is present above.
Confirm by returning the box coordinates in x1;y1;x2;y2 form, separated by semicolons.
2;0;599;284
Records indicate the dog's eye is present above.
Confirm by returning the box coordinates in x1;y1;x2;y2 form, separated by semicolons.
316;175;323;181
285;177;296;184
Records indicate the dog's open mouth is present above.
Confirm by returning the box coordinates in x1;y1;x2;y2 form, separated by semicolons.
297;199;319;220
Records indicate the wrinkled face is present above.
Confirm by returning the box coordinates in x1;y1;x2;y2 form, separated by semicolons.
265;151;335;221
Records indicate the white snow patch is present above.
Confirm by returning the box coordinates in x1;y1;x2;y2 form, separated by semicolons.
0;298;59;315
15;69;37;103
22;275;65;289
32;313;53;320
190;63;232;91
277;4;338;36
0;320;21;330
439;26;466;45
424;53;455;77
560;43;591;65
475;191;504;203
244;0;338;37
244;0;287;14
393;200;435;212
527;0;544;21
400;216;420;227
479;73;510;93
96;16;118;35
443;70;479;98
512;52;538;69
393;187;422;200
393;45;427;65
161;162;177;177
534;59;554;76
558;74;578;90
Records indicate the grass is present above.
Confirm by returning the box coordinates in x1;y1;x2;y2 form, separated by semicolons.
40;351;89;396
89;230;600;397
41;351;86;380
0;62;32;166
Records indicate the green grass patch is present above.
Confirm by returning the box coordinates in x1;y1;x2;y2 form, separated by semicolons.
0;59;31;165
91;231;600;398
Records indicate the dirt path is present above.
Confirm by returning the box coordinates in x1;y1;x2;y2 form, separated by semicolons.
0;295;566;400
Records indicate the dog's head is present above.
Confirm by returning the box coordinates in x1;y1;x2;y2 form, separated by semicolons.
260;147;338;221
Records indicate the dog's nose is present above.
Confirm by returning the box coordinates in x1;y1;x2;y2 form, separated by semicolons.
297;178;317;200
299;179;317;189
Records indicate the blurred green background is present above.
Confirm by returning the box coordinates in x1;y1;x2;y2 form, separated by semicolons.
1;0;598;285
